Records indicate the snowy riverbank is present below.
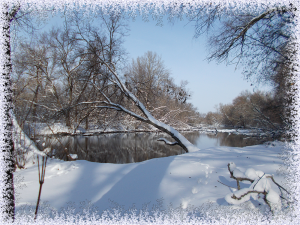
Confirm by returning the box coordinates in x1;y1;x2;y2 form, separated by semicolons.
11;116;296;224
14;140;291;220
22;122;283;139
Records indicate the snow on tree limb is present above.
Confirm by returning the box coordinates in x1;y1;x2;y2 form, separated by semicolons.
51;26;201;153
82;59;199;152
265;175;290;195
224;163;291;213
157;138;178;146
227;162;254;190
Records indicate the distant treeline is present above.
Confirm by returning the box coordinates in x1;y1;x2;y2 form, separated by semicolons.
200;90;289;131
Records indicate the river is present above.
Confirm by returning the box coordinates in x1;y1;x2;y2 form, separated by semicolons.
36;131;273;164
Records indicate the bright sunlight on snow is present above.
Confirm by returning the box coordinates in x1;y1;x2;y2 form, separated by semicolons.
14;137;288;216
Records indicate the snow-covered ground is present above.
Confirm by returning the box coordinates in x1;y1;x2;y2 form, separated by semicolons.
14;140;290;218
11;117;295;223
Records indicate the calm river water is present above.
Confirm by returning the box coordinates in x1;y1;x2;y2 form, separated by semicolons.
37;131;273;164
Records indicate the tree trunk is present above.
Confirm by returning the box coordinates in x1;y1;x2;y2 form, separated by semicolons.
85;116;88;130
93;62;201;153
137;113;199;153
65;109;71;127
75;106;77;124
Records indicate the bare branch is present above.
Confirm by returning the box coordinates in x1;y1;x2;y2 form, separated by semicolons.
218;8;278;58
157;138;178;146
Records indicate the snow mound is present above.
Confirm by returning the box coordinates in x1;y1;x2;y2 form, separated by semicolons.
50;161;79;175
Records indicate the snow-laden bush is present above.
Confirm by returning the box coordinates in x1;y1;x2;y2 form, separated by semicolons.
224;162;291;214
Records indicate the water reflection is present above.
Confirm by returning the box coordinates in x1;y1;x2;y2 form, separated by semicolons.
197;132;271;148
37;131;272;164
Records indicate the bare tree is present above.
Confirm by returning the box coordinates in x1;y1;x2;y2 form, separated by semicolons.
124;51;172;109
54;14;198;152
12;10;128;130
75;65;199;152
124;51;194;129
216;90;285;132
171;3;296;129
185;3;296;87
12;8;202;155
162;3;296;134
41;26;91;127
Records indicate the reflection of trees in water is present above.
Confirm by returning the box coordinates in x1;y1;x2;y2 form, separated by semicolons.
209;133;273;147
41;131;271;163
181;132;201;145
40;136;76;161
219;133;247;147
43;133;185;163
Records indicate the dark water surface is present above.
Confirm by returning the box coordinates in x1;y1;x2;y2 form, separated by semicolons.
37;131;273;164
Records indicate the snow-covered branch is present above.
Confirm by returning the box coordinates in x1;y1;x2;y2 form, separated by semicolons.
73;52;200;152
227;162;254;190
157;138;178;146
224;162;291;213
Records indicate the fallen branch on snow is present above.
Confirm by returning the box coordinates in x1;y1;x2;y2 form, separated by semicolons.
224;162;291;214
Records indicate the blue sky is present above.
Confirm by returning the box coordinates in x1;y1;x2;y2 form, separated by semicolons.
123;15;273;114
25;12;273;114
